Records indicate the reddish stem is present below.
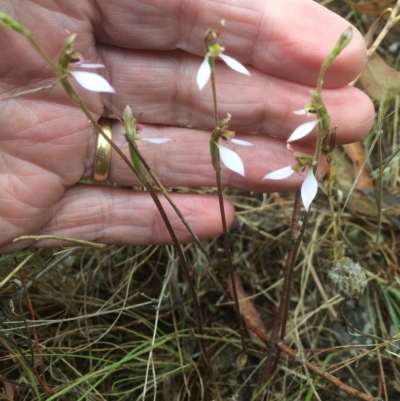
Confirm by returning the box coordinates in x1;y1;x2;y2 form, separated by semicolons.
262;191;305;382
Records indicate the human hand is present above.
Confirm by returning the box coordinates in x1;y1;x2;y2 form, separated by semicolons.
0;0;373;252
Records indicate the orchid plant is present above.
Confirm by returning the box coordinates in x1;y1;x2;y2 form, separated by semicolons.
263;142;318;212
197;51;250;90
210;114;253;177
0;11;363;398
68;57;115;93
197;22;252;177
196;21;254;354
120;106;175;180
262;27;354;383
57;34;115;94
263;28;352;215
196;20;250;91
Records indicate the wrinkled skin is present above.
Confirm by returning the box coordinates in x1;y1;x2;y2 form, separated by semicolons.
0;0;373;252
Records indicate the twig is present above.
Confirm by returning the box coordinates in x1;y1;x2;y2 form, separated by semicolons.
231;272;379;400
366;0;400;61
252;326;380;401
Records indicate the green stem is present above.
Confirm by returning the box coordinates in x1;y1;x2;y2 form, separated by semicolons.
262;192;307;382
26;34;57;71
210;58;219;128
209;56;247;356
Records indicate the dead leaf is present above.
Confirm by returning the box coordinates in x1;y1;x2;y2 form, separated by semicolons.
335;148;400;227
2;380;15;400
359;52;400;100
342;142;374;188
345;0;396;15
335;148;381;217
227;272;267;347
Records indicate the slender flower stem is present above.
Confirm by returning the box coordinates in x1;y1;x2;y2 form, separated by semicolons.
210;58;219;127
262;191;305;382
123;109;212;267
280;191;304;341
328;195;339;260
60;81;133;172
215;167;247;354
323;126;339;259
125;146;210;366
311;93;330;175
129;143;212;267
209;55;247;355
0;15;57;71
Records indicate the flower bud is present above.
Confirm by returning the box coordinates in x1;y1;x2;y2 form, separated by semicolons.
328;257;367;300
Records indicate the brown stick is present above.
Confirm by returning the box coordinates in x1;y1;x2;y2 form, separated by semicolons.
365;0;400;61
253;326;379;401
230;273;379;401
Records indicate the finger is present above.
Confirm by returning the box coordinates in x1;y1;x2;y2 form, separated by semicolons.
84;123;326;190
100;49;373;142
6;185;235;252
92;0;365;87
2;0;364;88
1;1;373;146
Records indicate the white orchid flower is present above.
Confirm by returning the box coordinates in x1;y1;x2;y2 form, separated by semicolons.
69;62;115;93
263;166;318;211
115;122;175;148
197;51;250;90
217;145;246;176
288;106;320;142
216;131;253;177
287;120;319;143
300;169;318;211
117;136;175;147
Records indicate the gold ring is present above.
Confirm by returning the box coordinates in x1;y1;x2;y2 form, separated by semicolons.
93;118;112;182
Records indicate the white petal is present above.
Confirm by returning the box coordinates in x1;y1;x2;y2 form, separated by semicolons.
70;71;115;93
301;170;318;211
231;138;254;146
115;137;127;148
141;138;175;144
80;63;106;69
287;120;319;142
217;145;245;176
197;57;211;90
263;166;294;180
219;54;250;76
293;109;308;115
